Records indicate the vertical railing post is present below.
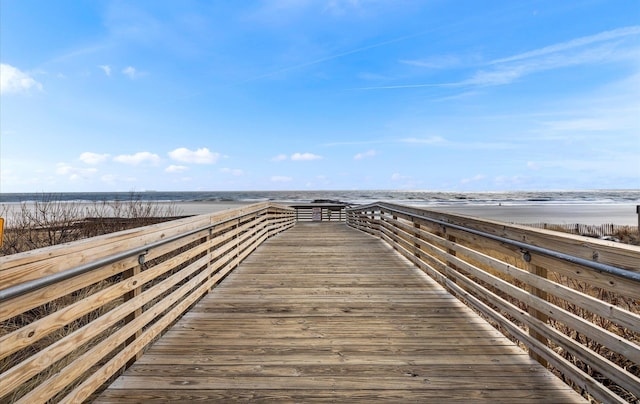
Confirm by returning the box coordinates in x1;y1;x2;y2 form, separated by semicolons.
526;262;549;367
391;214;398;251
413;219;421;263
207;226;215;292
445;229;458;284
124;252;145;367
235;217;241;267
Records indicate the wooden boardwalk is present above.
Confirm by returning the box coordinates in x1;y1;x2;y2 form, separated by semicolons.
96;223;585;403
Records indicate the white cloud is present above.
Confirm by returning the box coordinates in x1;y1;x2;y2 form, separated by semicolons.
489;26;640;65
401;136;514;150
358;72;391;81
354;149;377;160
98;65;112;76
527;161;540;170
101;174;117;184
122;66;138;79
541;117;625;132
361;26;640;90
467;27;640;87
114;151;161;165
391;173;409;181
465;67;526;86
271;175;292;182
168;147;220;164
0;63;43;94
291;152;322;161
165;165;188;173
79;152;110;165
401;136;446;145
400;54;462;69
271;154;288;162
494;175;527;188
55;163;98;180
221;167;244;176
461;174;486;184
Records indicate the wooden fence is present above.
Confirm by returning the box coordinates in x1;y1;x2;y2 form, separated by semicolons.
347;202;640;404
0;203;295;403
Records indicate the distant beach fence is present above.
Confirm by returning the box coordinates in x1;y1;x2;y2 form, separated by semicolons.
517;222;638;238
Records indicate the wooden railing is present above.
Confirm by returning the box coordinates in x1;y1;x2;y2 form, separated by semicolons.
347;202;640;404
0;203;295;403
288;203;348;222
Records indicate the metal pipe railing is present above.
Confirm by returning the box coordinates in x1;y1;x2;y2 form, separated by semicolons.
0;205;292;302
347;202;640;283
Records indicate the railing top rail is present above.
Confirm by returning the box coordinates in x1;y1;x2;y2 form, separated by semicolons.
0;203;294;303
347;202;640;283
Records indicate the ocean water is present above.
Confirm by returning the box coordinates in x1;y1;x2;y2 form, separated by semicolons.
1;189;638;206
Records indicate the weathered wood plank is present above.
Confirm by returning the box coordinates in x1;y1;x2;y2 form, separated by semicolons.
96;388;583;404
97;223;585;403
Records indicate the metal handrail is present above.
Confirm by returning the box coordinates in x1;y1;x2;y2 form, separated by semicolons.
347;202;640;283
0;205;293;303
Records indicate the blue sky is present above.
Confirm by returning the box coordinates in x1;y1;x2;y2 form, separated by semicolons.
1;0;639;193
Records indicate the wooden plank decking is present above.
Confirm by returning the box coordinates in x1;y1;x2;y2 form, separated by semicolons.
96;223;585;403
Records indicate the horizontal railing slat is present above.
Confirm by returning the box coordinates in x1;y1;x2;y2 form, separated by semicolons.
388;220;640;364
0;203;296;403
379;222;637;403
347;203;640;404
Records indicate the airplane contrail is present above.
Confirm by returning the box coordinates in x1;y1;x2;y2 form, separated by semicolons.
241;30;434;83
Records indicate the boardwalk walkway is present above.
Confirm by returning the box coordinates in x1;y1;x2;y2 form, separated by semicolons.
97;223;585;403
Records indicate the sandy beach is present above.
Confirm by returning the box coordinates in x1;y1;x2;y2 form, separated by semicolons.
1;200;638;227
424;203;639;226
169;201;639;226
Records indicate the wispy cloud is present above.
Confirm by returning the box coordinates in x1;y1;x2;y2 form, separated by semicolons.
489;26;640;65
0;64;43;94
401;136;515;150
323;139;387;147
122;66;139;79
243;29;431;82
271;175;292;182
357;72;392;81
460;174;486;184
165;165;188;173
355;82;456;90
46;43;112;65
354;149;377;160
400;54;462;69
98;65;112;76
221;167;244;176
360;26;640;90
401;136;446;145
271;154;289;162
466;41;638;87
391;173;410;181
